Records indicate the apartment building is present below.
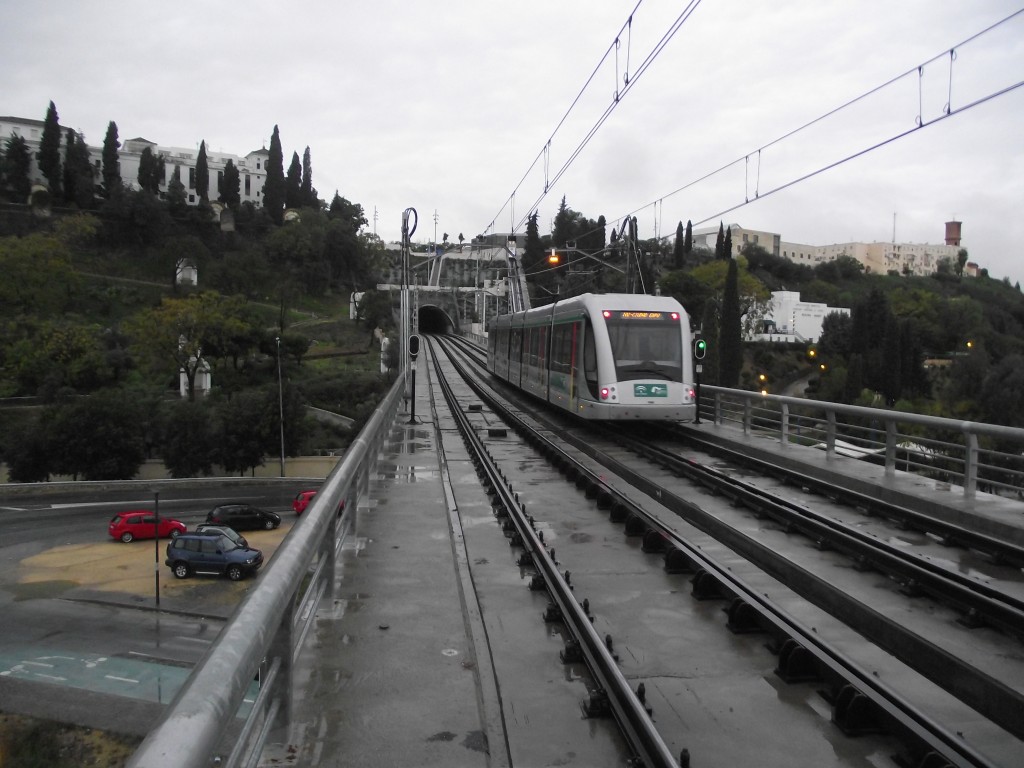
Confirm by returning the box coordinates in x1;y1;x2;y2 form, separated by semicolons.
690;222;964;277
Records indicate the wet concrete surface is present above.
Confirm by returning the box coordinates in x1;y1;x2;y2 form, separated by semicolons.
4;357;1023;765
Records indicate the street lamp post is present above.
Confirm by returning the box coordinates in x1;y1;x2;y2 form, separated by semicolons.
276;336;285;477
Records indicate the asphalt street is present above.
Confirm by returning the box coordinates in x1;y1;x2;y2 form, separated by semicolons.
0;482;300;735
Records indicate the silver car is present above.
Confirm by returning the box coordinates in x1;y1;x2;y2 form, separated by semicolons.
194;523;247;548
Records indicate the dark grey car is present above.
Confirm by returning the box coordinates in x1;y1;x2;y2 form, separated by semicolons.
205;504;281;531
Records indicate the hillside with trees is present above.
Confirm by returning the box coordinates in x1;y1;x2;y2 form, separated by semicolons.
4;101;1023;483
527;198;1024;429
1;108;396;482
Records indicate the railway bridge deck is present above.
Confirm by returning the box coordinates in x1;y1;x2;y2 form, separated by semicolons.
255;356;1023;767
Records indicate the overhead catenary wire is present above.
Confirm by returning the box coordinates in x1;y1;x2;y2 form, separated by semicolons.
483;0;703;237
585;8;1024;248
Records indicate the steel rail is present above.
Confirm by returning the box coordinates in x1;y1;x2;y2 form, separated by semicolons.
429;336;681;768
440;334;1008;767
631;434;1024;638
579;423;1024;745
673;424;1024;568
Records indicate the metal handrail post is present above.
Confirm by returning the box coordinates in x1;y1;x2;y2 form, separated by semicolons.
885;420;898;478
964;431;979;498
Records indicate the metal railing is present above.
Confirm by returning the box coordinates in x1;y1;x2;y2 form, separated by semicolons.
701;385;1024;499
127;375;405;768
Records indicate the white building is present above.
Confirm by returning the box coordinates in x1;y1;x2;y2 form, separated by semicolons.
754;291;850;343
0;115;269;208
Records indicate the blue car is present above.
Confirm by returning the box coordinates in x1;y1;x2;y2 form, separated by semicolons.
165;533;264;581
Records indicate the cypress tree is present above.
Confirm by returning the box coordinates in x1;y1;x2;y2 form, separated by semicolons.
101;121;121;197
524;211;543;271
843;353;865;403
673;221;685;269
719;257;743;387
195;140;209;202
700;300;721;386
684;220;692;253
167;164;187;215
3;135;33;202
220;159;240;206
881;312;902;405
63;129;94;208
724;226;732;259
301;146;314;207
714;222;725;260
63;128;78;204
263;125;285;224
285;151;302;209
138;147;161;193
37;101;63;199
851;289;891;392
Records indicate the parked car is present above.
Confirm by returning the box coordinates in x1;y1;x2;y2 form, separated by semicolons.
165;533;264;581
109;510;186;543
292;490;317;515
205;503;281;531
194;523;247;548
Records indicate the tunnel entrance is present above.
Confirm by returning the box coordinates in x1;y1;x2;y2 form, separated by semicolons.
418;304;456;334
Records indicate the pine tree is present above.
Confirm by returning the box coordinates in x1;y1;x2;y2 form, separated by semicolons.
300;146;314;207
263;125;285;224
719;257;743;387
195;140;209;202
101;121;121;197
37;101;63;199
285;151;302;209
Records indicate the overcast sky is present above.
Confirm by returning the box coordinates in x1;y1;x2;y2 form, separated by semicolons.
5;1;1023;282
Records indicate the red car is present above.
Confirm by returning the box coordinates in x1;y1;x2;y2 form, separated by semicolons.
108;510;187;543
292;490;317;515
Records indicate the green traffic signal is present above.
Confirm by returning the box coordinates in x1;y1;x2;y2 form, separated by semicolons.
694;338;707;359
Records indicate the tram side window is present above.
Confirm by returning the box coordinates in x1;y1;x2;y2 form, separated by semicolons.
538;326;548;375
527;326;539;368
551;324;572;374
510;327;522;364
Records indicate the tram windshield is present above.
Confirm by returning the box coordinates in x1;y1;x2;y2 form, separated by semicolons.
605;311;683;382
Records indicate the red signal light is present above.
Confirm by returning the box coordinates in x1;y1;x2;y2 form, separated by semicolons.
600;387;610;400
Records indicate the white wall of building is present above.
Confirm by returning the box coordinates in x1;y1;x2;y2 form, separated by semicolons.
755;291;850;343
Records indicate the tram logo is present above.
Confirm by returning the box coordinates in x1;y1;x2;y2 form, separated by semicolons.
634;383;668;398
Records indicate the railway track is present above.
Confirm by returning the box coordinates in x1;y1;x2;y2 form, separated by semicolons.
425;334;1024;767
